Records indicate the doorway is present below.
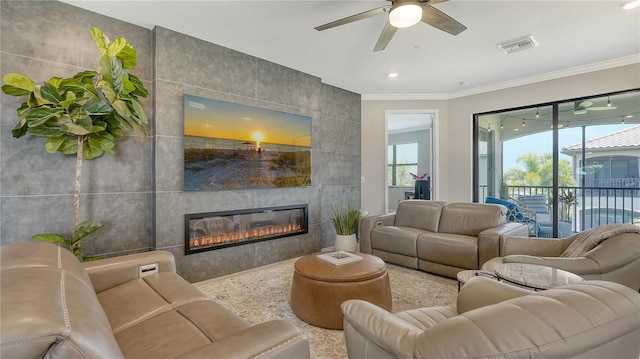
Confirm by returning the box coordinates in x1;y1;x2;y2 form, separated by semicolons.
386;111;435;212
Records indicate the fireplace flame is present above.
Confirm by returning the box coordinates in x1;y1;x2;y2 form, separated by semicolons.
190;222;303;250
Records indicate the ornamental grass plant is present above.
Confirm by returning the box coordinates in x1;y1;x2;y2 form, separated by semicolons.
330;202;360;235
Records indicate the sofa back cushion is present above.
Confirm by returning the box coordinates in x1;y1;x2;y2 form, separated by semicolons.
438;203;506;236
394;200;446;232
414;280;640;359
1;243;124;359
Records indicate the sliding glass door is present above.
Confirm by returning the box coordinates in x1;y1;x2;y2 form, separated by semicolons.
474;90;640;237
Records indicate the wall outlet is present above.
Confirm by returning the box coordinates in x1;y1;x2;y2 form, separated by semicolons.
139;263;158;277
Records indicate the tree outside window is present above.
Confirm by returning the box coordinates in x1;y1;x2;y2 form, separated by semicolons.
388;143;418;186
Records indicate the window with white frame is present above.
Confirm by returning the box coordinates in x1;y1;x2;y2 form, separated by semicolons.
388;142;418;186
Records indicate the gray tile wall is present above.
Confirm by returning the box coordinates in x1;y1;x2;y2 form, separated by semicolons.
0;1;361;282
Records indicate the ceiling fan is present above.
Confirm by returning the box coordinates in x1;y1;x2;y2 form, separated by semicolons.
573;98;618;115
315;0;467;52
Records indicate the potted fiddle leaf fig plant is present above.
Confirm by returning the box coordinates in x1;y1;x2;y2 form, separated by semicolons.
1;27;149;260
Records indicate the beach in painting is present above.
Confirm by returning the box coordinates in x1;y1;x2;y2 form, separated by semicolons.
184;136;310;190
182;94;312;191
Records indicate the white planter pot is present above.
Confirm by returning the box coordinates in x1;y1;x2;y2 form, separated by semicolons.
334;234;358;252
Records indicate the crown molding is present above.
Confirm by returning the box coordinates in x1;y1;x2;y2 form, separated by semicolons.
361;55;640;102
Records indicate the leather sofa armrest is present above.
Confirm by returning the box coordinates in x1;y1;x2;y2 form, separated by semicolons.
456;276;531;314
174;320;310;359
501;236;567;256
478;222;529;268
83;250;176;293
503;255;601;276
359;213;396;254
341;299;421;358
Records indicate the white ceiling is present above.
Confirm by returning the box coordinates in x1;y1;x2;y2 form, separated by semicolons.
61;0;640;97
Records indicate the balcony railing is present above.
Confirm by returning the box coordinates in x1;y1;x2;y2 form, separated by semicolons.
479;183;640;233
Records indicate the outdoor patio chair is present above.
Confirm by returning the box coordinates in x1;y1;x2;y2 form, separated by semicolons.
485;197;539;237
516;194;573;238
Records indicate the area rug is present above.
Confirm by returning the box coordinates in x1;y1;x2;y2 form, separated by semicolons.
194;257;458;359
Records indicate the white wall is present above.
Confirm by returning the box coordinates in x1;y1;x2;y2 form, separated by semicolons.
361;64;640;215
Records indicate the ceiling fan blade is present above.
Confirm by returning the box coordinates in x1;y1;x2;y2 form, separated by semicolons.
420;3;467;36
315;6;389;31
374;21;398;52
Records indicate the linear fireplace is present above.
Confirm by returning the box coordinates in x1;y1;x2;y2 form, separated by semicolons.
185;204;308;255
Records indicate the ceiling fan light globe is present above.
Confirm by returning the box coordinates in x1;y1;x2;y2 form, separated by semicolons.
389;4;423;28
621;0;640;10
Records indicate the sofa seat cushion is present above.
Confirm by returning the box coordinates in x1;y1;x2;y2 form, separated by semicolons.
115;300;252;359
395;306;458;330
371;226;424;257
97;272;209;333
417;233;478;269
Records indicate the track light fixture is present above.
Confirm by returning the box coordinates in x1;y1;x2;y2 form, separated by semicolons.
535;108;539;118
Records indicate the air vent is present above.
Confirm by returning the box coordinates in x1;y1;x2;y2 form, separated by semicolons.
497;35;539;54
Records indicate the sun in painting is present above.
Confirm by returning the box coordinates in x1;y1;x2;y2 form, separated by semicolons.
252;131;264;151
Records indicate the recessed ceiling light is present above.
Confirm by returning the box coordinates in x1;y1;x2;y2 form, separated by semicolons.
621;0;640;9
388;73;399;78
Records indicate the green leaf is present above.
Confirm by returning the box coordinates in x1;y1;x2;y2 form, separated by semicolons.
71;220;103;244
62;122;91;136
90;27;108;55
25;107;64;127
83;99;111;115
128;74;149;98
128;98;148;124
107;36;127;57
28;126;66;138
11;119;28;138
2;84;31;96
73;70;99;83
40;81;63;104
121;76;135;95
97;81;116;104
59;78;90;95
109;56;124;93
87;134;115;157
45;136;66;153
58;138;78;154
83;137;105;159
48;77;64;88
112;99;131;119
32;233;69;246
60;91;77;110
32;86;53;106
2;73;35;95
99;55;113;86
117;43;137;69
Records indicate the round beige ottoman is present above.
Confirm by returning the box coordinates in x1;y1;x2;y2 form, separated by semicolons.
290;252;392;329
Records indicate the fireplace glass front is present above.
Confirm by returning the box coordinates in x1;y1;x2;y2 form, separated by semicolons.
185;204;308;254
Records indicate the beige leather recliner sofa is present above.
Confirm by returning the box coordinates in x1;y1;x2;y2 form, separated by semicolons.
482;223;640;291
342;276;640;359
0;242;310;359
360;200;529;278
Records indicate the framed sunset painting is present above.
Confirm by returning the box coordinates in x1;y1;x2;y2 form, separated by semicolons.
183;94;311;191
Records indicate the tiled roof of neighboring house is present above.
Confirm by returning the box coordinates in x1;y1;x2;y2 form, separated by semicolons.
562;124;640;153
